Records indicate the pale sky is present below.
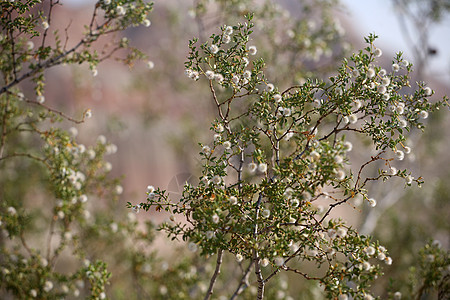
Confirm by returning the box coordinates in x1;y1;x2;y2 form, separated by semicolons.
66;0;450;82
341;0;450;82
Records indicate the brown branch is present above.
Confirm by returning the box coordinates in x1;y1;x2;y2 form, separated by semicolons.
0;97;10;158
230;260;254;300
25;99;86;124
203;249;224;300
284;266;322;280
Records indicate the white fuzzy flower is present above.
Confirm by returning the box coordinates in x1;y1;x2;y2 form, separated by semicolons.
110;222;118;233
367;68;375;78
225;25;233;35
364;246;376;256
188;242;198;252
206;231;215;239
30;289;37;297
243;70;252;79
274;256;284;267
64;231;72;241
349;114;358;124
248;162;257;173
205;70;215;80
399;118;408;128
334;155;343;164
104;0;111;4
143;19;151;27
395;149;404;161
273;94;282;103
212;175;222;185
99;292;106;299
261;209;270;218
43;281;53;292
85;109;92;119
27;41;34;50
389;167;397;175
116;5;125;16
377;252;386;261
379;69;387;76
353;99;362;110
115;185;123;195
216;124;224;132
258;163;267;173
97;135;107;144
106;144;117;154
7;206;16;215
335;170;345;180
310;150;320;161
343;141;353;151
424;86;432;96
339;295;349;300
79;194;88;203
377;85;387;94
374;48;382;57
223;141;232;149
290;198;299;207
385;256;393;265
222;35;231;44
104;162;112;172
248;45;257;55
368;198;377;207
202;145;211;155
404;146;411;154
37;95;45;104
261;258;270;267
400;59;409;67
392;63;400;72
284;131;294;141
209;44;219;54
419;110;428;119
266;83;275;92
147;185;155;193
362;261;371;271
381;77;391;86
242;57;249;67
393;291;402;299
364;294;373;300
282;107;291;117
236;253;243;262
42;21;49;30
229;196;238;205
342;116;349;124
146;60;154;69
382;93;390;101
212;214;220;224
132;205;141;213
232;75;240;84
337;227;347;238
406;175;414;184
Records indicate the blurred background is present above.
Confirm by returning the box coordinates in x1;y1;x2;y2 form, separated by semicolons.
5;0;448;298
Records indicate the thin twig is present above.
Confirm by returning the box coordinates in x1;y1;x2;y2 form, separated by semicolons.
230;260;254;300
203;249;224;300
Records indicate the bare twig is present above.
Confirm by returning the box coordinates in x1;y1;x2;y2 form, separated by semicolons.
204;249;224;300
230;260;254;300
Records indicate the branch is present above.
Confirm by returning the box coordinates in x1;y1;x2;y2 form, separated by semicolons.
203;249;224;300
229;260;253;300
